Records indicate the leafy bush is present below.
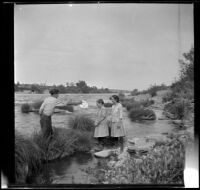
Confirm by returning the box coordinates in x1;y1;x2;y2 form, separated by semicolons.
128;108;156;121
121;98;135;108
126;101;142;111
162;92;174;103
15;131;44;183
68;114;95;132
140;99;154;107
146;84;168;97
131;89;139;96
21;103;31;113
164;99;191;120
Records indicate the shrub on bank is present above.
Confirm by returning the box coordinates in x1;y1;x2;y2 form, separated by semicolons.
126;101;142;111
128;108;156;121
140;99;154;107
15;131;44;183
121;98;154;111
68;114;95;132
121;98;135;108
164;99;191;120
21;103;31;113
162;91;174;103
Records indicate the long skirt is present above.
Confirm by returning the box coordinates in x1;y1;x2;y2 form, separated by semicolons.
40;114;53;139
94;122;109;138
110;121;126;137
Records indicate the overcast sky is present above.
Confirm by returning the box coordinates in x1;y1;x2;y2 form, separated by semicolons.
14;3;193;91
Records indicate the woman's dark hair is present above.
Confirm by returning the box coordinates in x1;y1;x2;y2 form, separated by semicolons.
110;95;120;103
49;88;59;95
97;99;104;105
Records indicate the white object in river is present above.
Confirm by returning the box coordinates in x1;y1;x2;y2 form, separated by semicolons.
79;100;88;108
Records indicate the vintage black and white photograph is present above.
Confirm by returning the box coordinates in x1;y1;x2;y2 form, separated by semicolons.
12;2;197;187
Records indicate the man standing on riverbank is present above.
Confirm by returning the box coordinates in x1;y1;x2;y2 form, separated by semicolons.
39;88;70;139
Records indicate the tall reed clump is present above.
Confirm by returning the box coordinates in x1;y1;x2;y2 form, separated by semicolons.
128;108;156;121
86;137;185;184
68;114;96;152
32;128;77;161
21;103;31;113
15;131;44;183
68;114;95;132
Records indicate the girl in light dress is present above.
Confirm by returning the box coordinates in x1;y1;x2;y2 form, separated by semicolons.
108;95;126;145
94;99;109;145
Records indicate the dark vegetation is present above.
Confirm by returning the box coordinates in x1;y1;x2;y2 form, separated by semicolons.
15;80;113;94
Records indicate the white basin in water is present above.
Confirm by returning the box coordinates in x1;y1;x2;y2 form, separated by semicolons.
94;150;113;158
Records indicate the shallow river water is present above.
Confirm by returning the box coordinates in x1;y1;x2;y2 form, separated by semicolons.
15;93;175;184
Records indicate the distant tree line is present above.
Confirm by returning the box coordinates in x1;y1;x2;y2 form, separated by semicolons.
15;80;113;94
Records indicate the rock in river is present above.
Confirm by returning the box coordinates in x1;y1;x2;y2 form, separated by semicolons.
94;149;113;158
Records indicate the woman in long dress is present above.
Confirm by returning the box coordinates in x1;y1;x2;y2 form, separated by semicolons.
94;99;109;145
109;95;126;145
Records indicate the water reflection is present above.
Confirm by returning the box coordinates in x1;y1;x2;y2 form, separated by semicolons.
38;152;96;184
74;152;93;165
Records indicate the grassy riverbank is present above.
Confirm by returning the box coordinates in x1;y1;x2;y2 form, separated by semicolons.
85;132;194;184
15;114;95;184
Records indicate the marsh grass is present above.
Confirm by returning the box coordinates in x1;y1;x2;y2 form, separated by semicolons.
15;131;44;183
21;103;31;113
32;128;77;161
68;114;95;132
